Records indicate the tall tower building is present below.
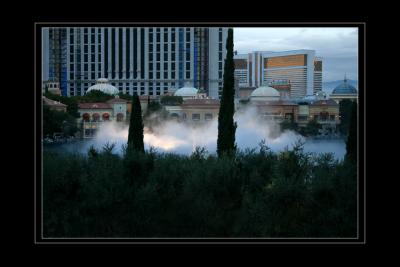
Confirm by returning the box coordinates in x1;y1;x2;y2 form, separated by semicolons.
234;50;322;98
42;27;228;98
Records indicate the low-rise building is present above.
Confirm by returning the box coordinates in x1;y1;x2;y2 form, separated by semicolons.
77;95;129;138
43;96;67;112
330;76;358;104
165;99;220;124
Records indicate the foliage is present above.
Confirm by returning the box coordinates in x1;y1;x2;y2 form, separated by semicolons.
217;28;237;157
302;119;322;136
127;94;145;154
160;95;183;105
345;101;357;164
118;92;133;100
280;117;298;132
75;90;114;103
147;101;162;113
43;141;357;238
339;99;353;135
43;106;78;137
44;92;80;118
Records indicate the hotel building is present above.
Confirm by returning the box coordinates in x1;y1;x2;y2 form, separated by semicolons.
42;27;228;99
234;50;322;98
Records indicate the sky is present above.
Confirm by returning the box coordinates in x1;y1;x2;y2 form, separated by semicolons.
234;28;358;82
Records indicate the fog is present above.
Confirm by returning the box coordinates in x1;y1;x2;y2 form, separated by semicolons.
63;107;345;159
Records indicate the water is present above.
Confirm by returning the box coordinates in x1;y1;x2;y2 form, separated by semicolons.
43;137;346;160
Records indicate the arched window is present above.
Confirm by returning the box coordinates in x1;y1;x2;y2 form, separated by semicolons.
116;113;124;122
92;113;100;122
82;113;90;122
102;113;110;121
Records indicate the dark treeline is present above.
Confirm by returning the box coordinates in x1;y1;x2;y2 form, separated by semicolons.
43;141;357;238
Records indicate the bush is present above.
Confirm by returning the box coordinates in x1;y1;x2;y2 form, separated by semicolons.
43;143;357;238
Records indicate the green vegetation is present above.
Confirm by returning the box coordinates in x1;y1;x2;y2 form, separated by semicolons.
43;142;357;237
280;117;298;132
217;28;237;157
160;95;183;105
339;99;353;135
345;101;357;163
300;119;322;136
43;106;78;137
127;94;145;154
44;92;79;118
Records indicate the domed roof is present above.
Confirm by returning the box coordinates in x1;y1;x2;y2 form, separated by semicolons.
174;87;198;97
250;86;280;100
87;78;119;95
332;77;357;95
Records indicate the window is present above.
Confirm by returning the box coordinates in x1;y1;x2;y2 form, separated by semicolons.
156;53;160;61
205;113;213;120
164;62;168;69
186;62;190;70
156;33;160;42
149;33;153;42
164;43;168;50
192;114;200;121
171;62;175;69
156;72;160;79
70;55;74;62
149;53;153;61
164;53;168;61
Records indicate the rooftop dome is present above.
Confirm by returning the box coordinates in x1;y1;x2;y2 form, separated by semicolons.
86;78;119;95
250;86;280;101
332;76;357;95
174;87;198;97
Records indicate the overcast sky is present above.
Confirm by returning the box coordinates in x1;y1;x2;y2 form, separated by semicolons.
234;28;358;82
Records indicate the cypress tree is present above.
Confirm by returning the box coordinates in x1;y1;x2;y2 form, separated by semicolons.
217;28;237;157
345;101;357;163
127;93;145;153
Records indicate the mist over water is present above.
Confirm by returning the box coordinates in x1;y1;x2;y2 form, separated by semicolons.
46;107;346;159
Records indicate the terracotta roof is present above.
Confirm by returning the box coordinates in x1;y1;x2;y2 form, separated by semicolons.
252;100;297;106
106;98;128;104
78;103;112;109
310;99;338;106
182;99;220;106
139;95;157;101
42;96;67;107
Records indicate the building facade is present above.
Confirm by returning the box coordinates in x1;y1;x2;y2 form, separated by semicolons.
234;50;322;98
42;27;228;99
